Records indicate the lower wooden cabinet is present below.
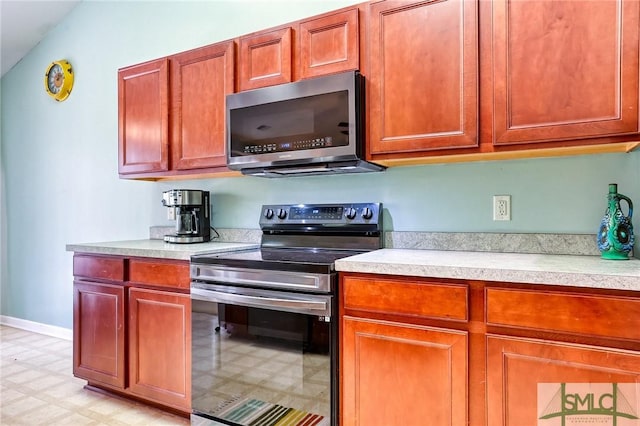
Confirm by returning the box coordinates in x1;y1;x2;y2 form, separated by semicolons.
73;281;125;388
72;254;191;414
487;335;640;426
128;287;191;409
340;273;640;426
340;274;471;426
341;316;467;425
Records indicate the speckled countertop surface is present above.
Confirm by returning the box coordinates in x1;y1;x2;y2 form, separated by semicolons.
335;249;640;292
66;239;258;261
67;238;640;291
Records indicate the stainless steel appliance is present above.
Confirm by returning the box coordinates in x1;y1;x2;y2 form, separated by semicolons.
225;71;385;177
190;202;383;426
162;189;210;243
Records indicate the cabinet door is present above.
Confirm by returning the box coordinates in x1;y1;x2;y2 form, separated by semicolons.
492;0;640;145
368;0;478;155
239;27;292;91
299;8;359;80
118;58;169;174
128;287;191;410
342;316;468;426
73;281;125;388
487;335;640;426
171;42;235;170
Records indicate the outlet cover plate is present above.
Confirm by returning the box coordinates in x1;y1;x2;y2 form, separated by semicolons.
493;195;511;221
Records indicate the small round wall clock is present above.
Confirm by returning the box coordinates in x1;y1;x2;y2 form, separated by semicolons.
44;60;74;102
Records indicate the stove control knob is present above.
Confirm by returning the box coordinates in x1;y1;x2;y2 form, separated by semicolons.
362;207;373;220
345;207;357;220
264;208;274;220
276;208;287;219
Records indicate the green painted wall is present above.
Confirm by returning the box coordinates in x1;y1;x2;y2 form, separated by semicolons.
1;0;638;329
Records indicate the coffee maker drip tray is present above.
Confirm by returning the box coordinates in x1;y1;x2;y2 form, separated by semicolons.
164;234;207;244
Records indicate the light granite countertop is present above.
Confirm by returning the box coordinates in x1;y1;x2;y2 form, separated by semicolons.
335;249;640;292
66;239;258;261
66;238;640;291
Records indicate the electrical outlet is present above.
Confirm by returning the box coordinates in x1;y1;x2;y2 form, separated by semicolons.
167;207;176;221
493;195;511;221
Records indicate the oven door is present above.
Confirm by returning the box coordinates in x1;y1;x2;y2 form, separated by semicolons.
191;283;336;426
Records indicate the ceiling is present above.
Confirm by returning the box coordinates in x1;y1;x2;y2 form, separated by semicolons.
1;0;81;77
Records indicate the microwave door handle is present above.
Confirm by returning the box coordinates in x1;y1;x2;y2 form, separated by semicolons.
191;288;330;317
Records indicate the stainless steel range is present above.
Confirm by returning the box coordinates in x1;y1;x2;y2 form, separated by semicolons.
190;203;383;426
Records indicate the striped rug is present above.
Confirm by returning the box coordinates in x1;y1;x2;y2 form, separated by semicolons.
214;398;329;426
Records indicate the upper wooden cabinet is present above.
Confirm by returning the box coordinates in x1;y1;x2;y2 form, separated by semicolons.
118;0;640;177
239;27;293;91
491;0;640;146
118;58;169;175
170;42;235;170
299;8;359;80
238;8;361;91
118;41;235;178
368;0;479;155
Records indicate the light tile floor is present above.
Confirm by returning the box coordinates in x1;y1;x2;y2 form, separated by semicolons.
0;325;190;425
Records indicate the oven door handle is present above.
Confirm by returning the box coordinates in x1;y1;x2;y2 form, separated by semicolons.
191;287;331;317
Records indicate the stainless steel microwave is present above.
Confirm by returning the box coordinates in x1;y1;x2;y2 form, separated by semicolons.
225;71;385;177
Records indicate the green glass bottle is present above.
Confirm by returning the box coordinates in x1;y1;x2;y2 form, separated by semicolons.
597;184;635;260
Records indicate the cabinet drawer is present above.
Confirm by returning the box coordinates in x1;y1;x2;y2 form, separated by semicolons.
73;255;124;282
486;287;640;341
343;276;468;321
129;259;190;290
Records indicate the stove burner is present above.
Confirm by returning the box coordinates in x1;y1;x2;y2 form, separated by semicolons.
190;203;383;292
191;247;367;274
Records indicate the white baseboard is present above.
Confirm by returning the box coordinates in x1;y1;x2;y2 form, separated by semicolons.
0;315;72;341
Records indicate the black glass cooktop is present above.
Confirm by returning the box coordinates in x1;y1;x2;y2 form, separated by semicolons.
191;248;365;274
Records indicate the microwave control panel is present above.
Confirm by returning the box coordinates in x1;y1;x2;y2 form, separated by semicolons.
242;136;334;154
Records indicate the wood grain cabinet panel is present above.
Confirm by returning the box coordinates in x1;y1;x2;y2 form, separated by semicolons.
118;58;169;174
239;27;293;91
73;281;126;389
342;316;468;426
492;0;640;145
129;259;190;290
170;41;235;170
73;254;124;282
128;287;191;411
343;275;468;321
299;8;359;80
487;335;640;426
368;0;478;155
486;287;640;341
72;254;192;413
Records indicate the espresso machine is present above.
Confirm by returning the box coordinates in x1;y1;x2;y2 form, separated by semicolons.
162;189;210;243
